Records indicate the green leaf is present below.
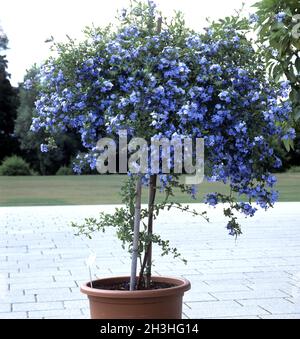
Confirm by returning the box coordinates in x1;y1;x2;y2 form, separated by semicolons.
283;138;291;152
295;58;300;73
285;8;293;17
294;106;300;121
258;22;271;40
290;89;300;104
273;64;283;81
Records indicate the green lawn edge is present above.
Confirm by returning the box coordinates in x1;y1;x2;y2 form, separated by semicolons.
0;173;299;206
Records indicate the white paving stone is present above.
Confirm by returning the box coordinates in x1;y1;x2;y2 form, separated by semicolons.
259;313;300;319
183;300;269;318
28;309;84;319
0;312;27;319
210;289;290;301
1;203;300;319
12;301;63;312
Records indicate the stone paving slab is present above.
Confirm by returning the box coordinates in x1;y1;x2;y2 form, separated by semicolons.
0;203;300;319
183;300;270;318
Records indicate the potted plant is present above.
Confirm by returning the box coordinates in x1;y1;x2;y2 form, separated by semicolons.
30;1;294;319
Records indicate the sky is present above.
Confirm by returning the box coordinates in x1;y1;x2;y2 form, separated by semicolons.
0;0;256;86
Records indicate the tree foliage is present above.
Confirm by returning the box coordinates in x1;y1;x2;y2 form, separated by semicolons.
253;0;300;163
32;1;295;288
0;25;19;161
0;26;8;73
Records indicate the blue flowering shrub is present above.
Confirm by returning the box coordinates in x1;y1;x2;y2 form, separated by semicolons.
31;1;294;287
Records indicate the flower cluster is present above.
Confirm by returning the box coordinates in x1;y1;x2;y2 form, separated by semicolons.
248;13;259;24
275;12;286;23
32;4;294;236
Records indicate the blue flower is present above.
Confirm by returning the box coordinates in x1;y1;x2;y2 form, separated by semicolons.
251;92;260;102
218;90;231;103
40;144;48;153
266;174;277;187
129;91;140;104
274;157;282;169
271;49;279;58
130;112;137;120
234;121;247;133
282;128;296;140
212;113;224;125
23;79;32;90
275;12;286;23
56;70;64;82
190;185;197;199
249;13;259;24
101;81;114;92
205;193;218;207
210;64;222;74
75;102;86;110
238;203;257;217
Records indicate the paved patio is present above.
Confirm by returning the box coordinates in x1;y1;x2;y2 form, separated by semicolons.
0;203;300;319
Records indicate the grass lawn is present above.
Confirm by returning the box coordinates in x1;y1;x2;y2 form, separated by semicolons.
0;173;299;206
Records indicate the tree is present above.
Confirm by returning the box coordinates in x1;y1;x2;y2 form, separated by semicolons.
0;26;19;161
33;1;293;290
253;0;300;166
0;27;8;74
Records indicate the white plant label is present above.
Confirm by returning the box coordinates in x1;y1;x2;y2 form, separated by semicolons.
86;252;97;288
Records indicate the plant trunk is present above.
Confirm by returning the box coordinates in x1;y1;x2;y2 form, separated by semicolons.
130;177;142;291
137;174;157;289
145;174;157;288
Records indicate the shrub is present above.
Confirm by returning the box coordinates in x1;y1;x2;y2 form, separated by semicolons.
0;156;32;176
32;1;295;290
56;166;74;176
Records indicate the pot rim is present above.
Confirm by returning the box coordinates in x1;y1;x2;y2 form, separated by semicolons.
80;276;191;299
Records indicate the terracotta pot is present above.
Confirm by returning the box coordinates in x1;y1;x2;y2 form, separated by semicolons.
80;276;191;319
